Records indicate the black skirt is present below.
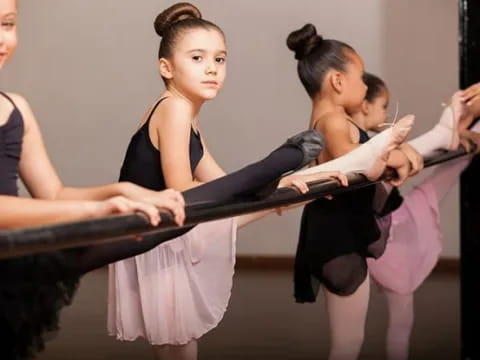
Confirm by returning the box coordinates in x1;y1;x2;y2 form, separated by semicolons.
0;251;80;359
294;184;396;300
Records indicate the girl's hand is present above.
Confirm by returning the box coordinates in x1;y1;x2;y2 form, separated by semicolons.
279;171;348;190
460;130;480;153
279;175;310;194
320;171;349;187
461;82;480;109
389;162;410;187
91;196;162;226
399;143;424;176
118;183;186;226
461;83;480;123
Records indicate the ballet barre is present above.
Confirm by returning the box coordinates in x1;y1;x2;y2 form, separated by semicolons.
0;146;471;259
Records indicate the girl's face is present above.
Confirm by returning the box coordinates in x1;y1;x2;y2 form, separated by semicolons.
161;28;226;102
364;89;390;131
0;0;17;70
342;52;367;113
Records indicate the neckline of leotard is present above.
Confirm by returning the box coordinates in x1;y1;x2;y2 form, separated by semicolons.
0;91;19;129
346;118;369;138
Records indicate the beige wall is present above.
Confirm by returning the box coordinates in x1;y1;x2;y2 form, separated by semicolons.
1;1;459;257
384;0;459;257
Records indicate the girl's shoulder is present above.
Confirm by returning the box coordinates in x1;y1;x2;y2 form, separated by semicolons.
0;92;27;109
0;92;30;126
313;111;350;134
148;96;195;136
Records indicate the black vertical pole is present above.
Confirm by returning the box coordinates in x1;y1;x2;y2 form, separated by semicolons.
460;0;480;359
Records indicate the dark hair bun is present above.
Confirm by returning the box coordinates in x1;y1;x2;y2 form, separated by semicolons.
154;2;202;37
287;24;323;60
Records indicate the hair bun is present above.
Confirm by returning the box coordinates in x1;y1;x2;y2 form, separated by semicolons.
154;2;202;37
287;24;323;60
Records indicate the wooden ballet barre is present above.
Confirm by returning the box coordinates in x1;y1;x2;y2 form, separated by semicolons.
0;146;470;259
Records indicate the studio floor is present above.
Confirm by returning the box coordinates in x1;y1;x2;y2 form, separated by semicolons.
37;267;459;360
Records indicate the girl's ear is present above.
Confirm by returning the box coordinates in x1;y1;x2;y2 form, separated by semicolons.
159;58;174;80
361;100;369;115
329;71;344;94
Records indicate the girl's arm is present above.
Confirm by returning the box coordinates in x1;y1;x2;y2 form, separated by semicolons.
153;97;225;188
12;94;185;224
193;143;226;182
0;195;166;229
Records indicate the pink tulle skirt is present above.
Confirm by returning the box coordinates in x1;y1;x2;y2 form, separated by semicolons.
108;217;238;345
368;183;442;295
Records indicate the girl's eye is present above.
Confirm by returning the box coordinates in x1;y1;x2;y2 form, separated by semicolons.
215;57;225;64
192;56;202;62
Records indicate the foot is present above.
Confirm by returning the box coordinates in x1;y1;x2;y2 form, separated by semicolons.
439;91;467;150
285;129;324;170
364;115;415;180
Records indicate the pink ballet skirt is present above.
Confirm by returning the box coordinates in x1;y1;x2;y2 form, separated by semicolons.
367;183;442;295
108;217;238;345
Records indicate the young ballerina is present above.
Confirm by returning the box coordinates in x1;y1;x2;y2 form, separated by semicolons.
285;23;416;360
0;1;191;358
107;4;352;360
360;73;480;360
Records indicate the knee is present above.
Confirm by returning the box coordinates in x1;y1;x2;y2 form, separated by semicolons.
322;256;367;296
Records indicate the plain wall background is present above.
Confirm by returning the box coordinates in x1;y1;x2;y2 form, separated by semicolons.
0;0;459;257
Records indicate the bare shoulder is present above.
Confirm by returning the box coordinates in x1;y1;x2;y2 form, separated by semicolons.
0;92;15;125
3;93;38;131
150;97;194;130
5;92;30;112
315;112;350;134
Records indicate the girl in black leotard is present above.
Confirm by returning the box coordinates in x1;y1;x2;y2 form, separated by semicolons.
108;4;348;360
0;0;188;358
285;23;416;360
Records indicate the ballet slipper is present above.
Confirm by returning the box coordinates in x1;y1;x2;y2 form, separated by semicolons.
284;129;324;171
363;114;415;180
253;130;324;199
437;90;470;150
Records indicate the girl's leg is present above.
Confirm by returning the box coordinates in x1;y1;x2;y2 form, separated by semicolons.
184;128;325;203
383;288;415;360
75;131;320;273
297;115;414;180
408;96;465;156
152;340;198;360
324;275;370;360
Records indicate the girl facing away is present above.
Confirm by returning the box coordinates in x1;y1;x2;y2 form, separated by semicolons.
359;72;480;360
285;23;416;360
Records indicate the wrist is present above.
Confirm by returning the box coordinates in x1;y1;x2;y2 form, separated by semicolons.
81;201;103;219
116;182;133;197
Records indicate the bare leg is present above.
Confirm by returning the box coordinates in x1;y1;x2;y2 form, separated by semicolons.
152;339;198;360
324;275;370;360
